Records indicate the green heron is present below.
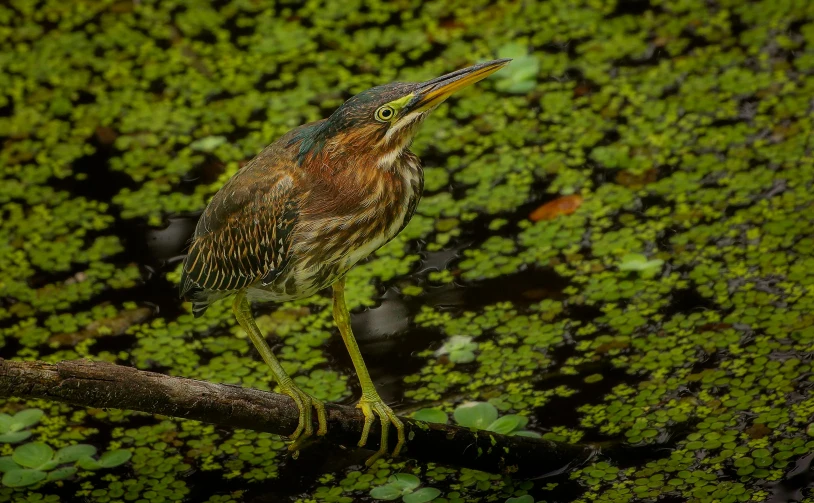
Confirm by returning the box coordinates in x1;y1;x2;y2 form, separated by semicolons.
180;59;511;464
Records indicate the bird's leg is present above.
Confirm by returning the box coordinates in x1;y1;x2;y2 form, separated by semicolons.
331;278;405;466
232;290;328;455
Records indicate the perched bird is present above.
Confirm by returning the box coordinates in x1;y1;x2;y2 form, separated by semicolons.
180;59;511;464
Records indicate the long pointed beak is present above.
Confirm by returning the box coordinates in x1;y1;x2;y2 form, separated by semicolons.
408;58;512;113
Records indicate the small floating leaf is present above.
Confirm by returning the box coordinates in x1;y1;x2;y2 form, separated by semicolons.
388;473;420;491
403;487;441;503
77;457;102;471
494;43;539;94
0;415;11;432
0;431;32;444
46;466;76;481
189;135;227;152
511;430;542;438
9;409;44;431
54;444;97;464
487;415;528;435
12;443;53;469
454;402;499;429
369;485;402;500
412;408;449;424
0;457;20;473
449;349;476;363
97;449;132;468
2;468;47;487
618;253;664;278
506;496;535;503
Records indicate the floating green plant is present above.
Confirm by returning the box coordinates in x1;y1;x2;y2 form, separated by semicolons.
0;441;131;488
0;409;43;443
370;473;442;503
434;336;479;364
452;402;539;437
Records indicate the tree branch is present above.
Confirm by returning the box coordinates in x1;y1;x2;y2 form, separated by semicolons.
0;359;594;478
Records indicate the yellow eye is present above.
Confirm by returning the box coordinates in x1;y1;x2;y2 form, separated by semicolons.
375;105;396;122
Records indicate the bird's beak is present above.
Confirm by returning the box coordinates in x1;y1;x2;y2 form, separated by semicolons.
408;58;512;113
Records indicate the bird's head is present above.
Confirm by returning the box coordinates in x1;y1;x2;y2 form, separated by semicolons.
297;59;511;169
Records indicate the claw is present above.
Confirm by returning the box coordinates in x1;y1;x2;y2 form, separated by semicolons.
279;382;328;457
357;398;405;466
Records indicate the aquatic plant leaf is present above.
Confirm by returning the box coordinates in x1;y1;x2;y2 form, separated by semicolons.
403;487;441;503
494;43;540;94
486;415;528;434
54;444;97;464
189;135;227;152
46;466;76;481
370;485;402;500
0;456;20;473
77;456;102;470
388;473;420;491
505;496;534;503
97;449;132;468
412;408;449;424
9;409;44;431
449;349;476;363
12;442;53;469
0;415;11;433
2;468;47;487
0;431;32;444
453;402;499;429
511;430;542;438
434;335;478;357
618;254;664;277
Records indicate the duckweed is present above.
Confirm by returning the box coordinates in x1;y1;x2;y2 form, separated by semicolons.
2;0;814;501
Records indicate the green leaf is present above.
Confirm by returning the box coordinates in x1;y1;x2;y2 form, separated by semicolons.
492;45;539;95
46;466;76;481
0;456;20;473
403;487;441;503
12;442;54;469
449;350;476;364
370;485;402;500
506;496;534;503
486;415;528;434
388;473;420;491
2;468;47;487
77;457;102;470
412;408;449;425
54;444;97;464
0;414;12;433
0;431;32;444
511;430;542;438
618;254;664;276
453;402;498;429
435;336;477;359
189;135;227;152
97;449;132;468
10;409;44;431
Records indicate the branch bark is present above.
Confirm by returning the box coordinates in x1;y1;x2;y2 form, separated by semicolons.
0;359;594;478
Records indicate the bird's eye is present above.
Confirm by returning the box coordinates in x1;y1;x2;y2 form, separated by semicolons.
375;105;395;122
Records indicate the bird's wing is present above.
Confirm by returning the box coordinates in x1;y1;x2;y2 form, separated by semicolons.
180;168;298;296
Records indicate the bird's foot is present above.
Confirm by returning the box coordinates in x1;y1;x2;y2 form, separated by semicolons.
356;396;405;466
279;381;328;458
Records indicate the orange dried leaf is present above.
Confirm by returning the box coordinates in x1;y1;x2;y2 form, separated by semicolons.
529;194;584;222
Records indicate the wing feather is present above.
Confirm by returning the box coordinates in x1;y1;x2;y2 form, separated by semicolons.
180;171;298;301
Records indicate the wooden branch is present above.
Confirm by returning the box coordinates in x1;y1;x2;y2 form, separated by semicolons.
0;359;595;478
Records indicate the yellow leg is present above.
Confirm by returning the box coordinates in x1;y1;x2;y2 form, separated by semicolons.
233;289;327;455
332;278;405;465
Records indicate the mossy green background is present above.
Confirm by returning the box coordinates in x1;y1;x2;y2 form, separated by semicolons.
2;0;814;501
